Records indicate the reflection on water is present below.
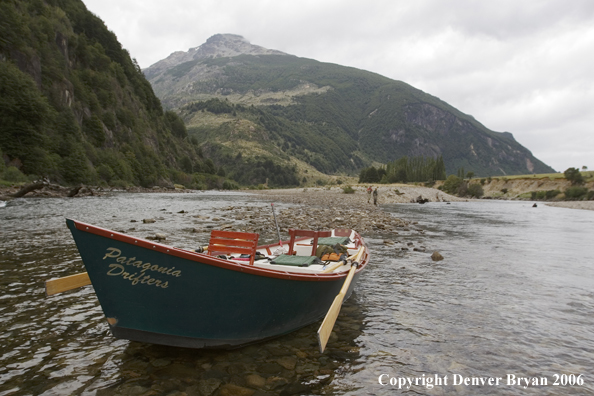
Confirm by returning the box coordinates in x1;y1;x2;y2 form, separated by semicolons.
1;195;593;395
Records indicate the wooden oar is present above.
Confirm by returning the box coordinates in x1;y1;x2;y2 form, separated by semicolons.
317;247;365;353
45;272;91;296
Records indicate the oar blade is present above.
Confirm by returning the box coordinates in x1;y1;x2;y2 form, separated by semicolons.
317;292;346;353
45;272;91;296
317;246;365;352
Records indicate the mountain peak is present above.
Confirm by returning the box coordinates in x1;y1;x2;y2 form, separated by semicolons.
187;34;287;59
144;34;286;76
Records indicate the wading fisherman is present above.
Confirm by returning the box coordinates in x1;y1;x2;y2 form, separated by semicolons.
367;185;373;203
373;187;378;205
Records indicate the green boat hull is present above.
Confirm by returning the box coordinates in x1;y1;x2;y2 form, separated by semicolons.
66;219;367;348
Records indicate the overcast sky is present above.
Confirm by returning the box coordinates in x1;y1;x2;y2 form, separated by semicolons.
83;0;594;172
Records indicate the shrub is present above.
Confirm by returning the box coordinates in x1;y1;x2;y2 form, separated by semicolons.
467;183;484;198
531;190;561;200
546;190;561;199
110;179;129;189
342;185;355;194
442;175;463;195
2;166;28;182
532;191;545;200
565;186;588;200
222;180;238;190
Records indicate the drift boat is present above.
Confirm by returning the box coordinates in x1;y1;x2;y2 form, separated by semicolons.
46;219;369;351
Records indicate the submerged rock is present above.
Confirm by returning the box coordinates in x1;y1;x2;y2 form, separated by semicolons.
431;251;444;261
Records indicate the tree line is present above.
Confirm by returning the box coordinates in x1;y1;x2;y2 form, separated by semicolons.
359;156;446;184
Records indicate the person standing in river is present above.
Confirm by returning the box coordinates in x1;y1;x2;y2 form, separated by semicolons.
373;187;378;205
367;185;373;203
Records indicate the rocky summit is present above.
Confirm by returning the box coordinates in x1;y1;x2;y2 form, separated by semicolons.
144;34;287;79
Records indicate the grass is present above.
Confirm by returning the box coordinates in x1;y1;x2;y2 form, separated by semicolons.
487;170;594;181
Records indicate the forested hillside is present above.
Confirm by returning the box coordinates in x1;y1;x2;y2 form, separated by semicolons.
0;0;226;189
146;36;555;179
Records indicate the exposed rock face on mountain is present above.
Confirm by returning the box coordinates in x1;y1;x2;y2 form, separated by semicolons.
144;34;555;178
144;34;287;81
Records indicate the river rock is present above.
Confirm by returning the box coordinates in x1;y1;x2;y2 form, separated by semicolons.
150;358;171;367
143;218;156;223
277;356;297;370
245;374;266;388
196;378;222;396
431;251;444;261
258;362;284;375
218;384;255;396
266;376;289;389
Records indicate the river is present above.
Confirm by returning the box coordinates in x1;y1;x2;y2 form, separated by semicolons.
0;193;592;395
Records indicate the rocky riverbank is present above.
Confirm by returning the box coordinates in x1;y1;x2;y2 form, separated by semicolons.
545;201;594;211
0;183;190;201
244;185;463;237
254;184;464;207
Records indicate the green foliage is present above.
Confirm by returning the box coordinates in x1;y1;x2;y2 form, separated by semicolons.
564;186;588;200
0;147;5;173
0;61;53;172
96;163;115;182
0;0;219;188
342;185;355;194
359;166;382;183
149;33;560;179
165;110;187;138
358;156;446;184
185;98;236;115
60;143;91;183
442;175;463;195
530;190;561;200
564;167;584;185
467;183;484;198
2;166;28;182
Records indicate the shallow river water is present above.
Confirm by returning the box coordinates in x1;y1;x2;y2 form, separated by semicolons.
0;193;592;395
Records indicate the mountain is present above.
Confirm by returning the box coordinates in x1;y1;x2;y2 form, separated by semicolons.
144;34;555;182
0;0;227;189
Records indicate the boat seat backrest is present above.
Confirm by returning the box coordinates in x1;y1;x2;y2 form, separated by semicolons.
333;228;354;238
287;229;319;256
207;230;259;265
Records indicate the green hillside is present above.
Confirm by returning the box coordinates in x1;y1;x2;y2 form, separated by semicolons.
146;39;555;180
0;0;226;189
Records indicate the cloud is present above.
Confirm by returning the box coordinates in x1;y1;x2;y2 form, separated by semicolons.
83;0;594;171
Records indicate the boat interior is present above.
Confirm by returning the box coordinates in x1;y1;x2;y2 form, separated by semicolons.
205;228;364;274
